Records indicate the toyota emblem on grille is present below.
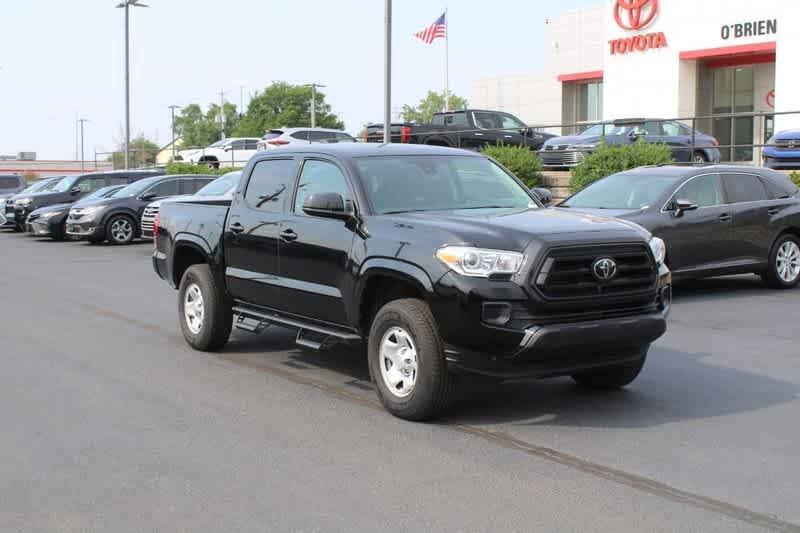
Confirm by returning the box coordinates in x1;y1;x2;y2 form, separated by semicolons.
592;257;618;281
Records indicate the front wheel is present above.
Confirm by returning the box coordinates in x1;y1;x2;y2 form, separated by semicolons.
367;298;455;421
105;214;136;245
763;234;800;289
178;264;232;351
571;350;647;389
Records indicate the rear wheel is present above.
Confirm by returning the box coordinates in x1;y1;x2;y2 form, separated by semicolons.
571;350;647;389
368;298;454;421
178;264;232;351
105;214;135;245
763;234;800;289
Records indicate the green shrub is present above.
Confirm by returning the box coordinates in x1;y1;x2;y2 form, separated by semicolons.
570;141;673;192
481;144;543;187
790;171;800;187
166;161;242;176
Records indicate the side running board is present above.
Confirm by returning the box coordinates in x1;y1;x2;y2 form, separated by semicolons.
232;305;361;346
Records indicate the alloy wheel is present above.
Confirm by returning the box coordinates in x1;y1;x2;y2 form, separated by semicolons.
183;283;205;334
776;241;800;283
110;218;133;243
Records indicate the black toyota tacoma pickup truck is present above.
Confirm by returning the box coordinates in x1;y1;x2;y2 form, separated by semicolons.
153;144;671;420
365;109;555;151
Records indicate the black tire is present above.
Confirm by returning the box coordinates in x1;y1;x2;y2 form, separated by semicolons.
50;222;65;242
692;151;708;164
105;214;136;245
178;264;232;351
202;159;220;170
367;298;455;421
571;349;647;389
763;233;800;289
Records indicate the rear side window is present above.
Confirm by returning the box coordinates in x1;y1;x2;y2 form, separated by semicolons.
0;176;21;189
77;176;107;193
723;174;768;203
244;140;259;150
244;159;297;212
146;179;180;198
290;131;310;140
107;176;131;186
434;113;468;127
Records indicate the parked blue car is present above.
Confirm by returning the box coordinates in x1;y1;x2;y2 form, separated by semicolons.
763;130;800;170
540;118;721;168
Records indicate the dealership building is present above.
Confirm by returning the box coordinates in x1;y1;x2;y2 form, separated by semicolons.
471;0;800;163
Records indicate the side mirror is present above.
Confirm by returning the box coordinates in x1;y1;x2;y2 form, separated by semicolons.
70;187;81;195
531;187;553;206
673;198;698;217
140;192;156;201
629;129;646;139
302;192;351;220
224;146;232;152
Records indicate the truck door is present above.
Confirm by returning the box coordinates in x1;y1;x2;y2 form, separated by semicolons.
224;157;299;306
277;157;356;325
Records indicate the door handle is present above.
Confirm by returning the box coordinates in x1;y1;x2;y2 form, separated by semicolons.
280;229;298;242
718;214;732;222
229;222;244;234
768;208;780;216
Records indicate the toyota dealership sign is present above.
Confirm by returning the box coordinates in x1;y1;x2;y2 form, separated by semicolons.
609;0;668;55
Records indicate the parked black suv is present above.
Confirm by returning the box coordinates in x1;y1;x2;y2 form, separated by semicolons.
10;170;162;231
67;174;215;244
2;176;62;229
153;144;671;420
26;184;126;239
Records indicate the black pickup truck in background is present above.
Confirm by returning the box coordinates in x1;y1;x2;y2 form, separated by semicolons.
153;143;671;421
364;109;554;150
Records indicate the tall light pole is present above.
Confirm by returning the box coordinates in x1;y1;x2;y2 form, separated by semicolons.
305;83;326;128
77;119;89;171
168;104;181;159
115;0;149;170
218;89;228;140
384;0;392;144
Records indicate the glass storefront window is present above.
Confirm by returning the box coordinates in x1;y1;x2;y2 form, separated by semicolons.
562;80;603;134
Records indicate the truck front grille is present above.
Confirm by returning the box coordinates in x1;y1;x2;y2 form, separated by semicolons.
533;243;656;300
140;205;159;236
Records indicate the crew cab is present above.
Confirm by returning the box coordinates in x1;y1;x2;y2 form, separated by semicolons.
364;109;554;151
153;144;671;421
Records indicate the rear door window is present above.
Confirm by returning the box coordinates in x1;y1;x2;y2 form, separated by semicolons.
244;159;298;212
723;174;769;203
290;131;310;140
673;174;724;207
77;176;107;193
145;179;180;198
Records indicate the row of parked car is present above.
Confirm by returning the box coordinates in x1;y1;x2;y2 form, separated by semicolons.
0;170;240;245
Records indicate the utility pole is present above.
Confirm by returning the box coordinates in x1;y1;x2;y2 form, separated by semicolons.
218;89;228;140
115;0;149;170
168;105;181;159
77;119;89;171
305;83;327;129
239;85;245;117
384;0;392;144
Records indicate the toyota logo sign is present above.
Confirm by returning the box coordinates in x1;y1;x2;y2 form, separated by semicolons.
592;257;618;281
614;0;659;31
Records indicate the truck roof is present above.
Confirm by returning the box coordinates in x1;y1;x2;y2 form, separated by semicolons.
252;142;481;159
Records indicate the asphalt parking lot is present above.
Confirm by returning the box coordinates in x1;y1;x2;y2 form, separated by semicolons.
1;231;799;532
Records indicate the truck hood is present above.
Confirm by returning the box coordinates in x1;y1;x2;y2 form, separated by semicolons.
557;206;644;218
543;135;604;148
380;207;651;253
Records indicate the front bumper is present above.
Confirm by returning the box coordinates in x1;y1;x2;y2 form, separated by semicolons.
29;220;53;237
438;266;671;379
763;151;800;169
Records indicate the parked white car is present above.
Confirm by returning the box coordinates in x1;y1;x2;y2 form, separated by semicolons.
256;128;356;151
178;138;261;168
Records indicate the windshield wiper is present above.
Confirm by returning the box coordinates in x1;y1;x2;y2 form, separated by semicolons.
457;205;520;210
382;209;431;215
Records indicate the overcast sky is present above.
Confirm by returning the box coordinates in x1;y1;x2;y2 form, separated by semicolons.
0;0;596;160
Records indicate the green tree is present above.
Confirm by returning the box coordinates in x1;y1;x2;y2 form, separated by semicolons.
234;82;344;137
400;91;468;124
108;135;160;169
570;141;674;192
174;102;241;148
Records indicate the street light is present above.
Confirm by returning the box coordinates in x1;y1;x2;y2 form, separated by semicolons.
305;83;326;128
168;104;181;159
77;118;89;171
384;0;392;144
115;0;149;169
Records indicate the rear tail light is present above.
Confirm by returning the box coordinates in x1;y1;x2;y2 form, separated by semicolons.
400;126;412;144
152;213;159;245
266;139;290;146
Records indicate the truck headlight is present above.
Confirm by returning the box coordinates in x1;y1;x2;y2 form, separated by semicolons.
649;237;666;266
436;246;524;278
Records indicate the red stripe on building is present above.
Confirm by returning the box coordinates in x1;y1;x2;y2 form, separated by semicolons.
679;41;776;60
557;70;604;83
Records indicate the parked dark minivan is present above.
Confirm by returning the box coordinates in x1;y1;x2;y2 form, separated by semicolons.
66;174;215;244
10;170;163;231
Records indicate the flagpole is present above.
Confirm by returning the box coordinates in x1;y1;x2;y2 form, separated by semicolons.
444;7;450;112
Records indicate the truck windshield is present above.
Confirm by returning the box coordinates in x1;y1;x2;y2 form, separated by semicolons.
354;156;537;214
563;173;679;209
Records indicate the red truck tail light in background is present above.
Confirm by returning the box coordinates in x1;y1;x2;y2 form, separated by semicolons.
400;126;412;144
152;213;160;246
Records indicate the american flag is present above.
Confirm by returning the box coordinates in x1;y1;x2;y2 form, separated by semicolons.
414;13;446;45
